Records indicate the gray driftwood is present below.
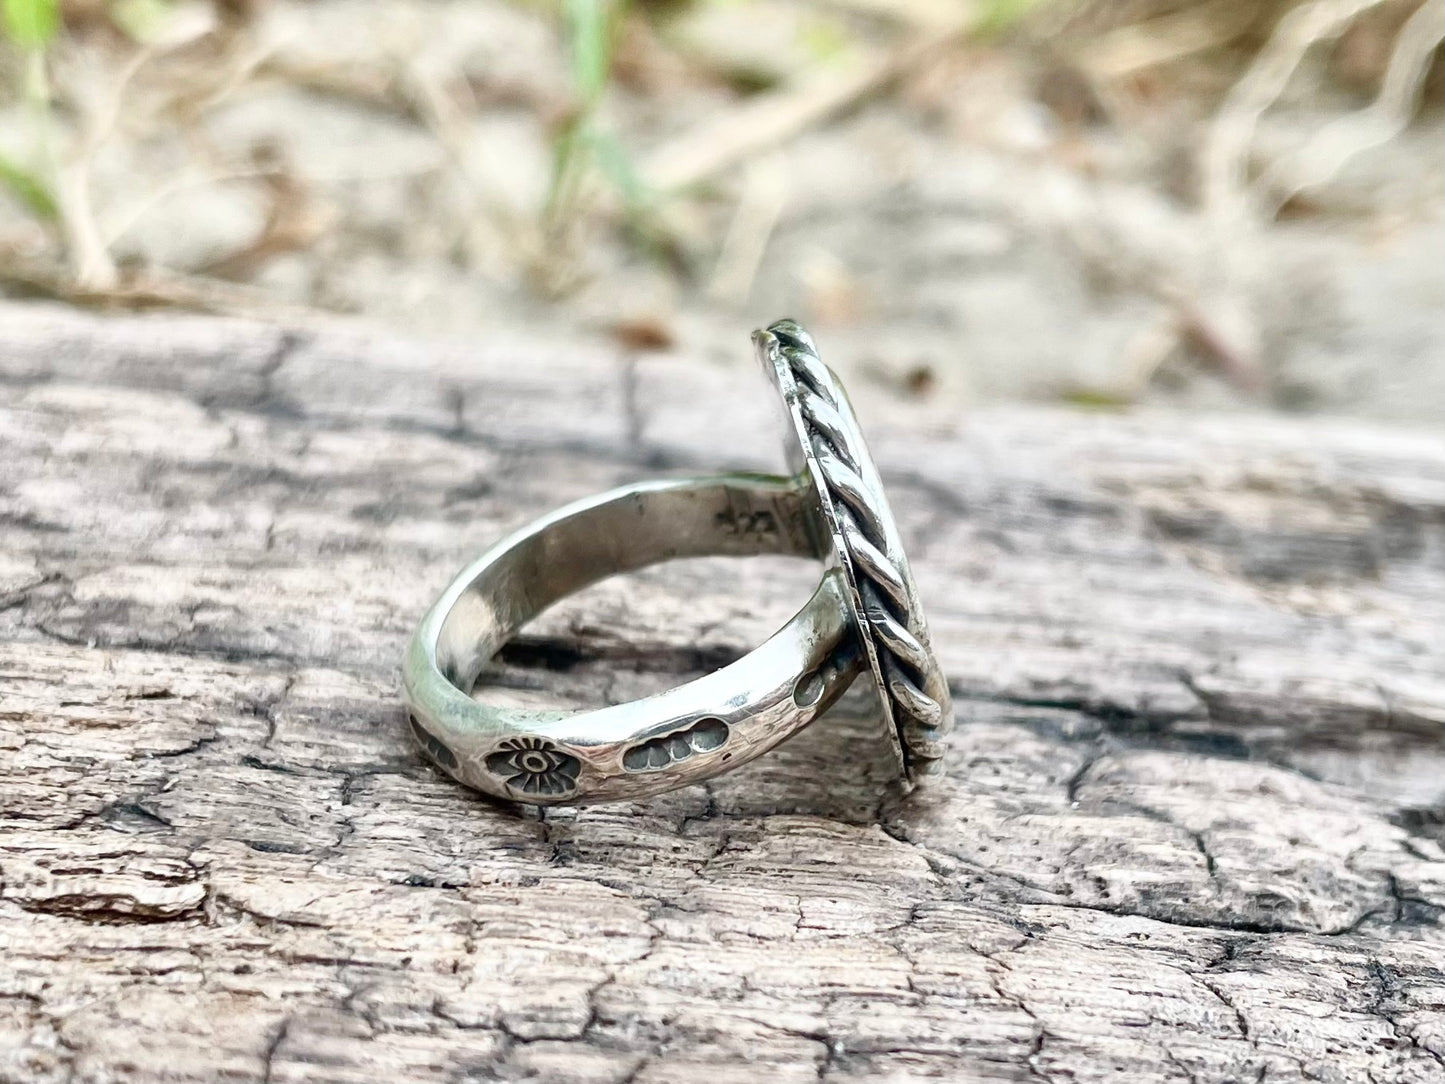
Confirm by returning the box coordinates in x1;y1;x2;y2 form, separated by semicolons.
1;303;1443;1084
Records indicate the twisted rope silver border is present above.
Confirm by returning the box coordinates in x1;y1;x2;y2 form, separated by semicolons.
759;319;952;780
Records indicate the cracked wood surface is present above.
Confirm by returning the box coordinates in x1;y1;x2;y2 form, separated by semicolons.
1;302;1444;1084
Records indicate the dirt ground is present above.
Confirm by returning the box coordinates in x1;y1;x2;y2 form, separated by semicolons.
1;0;1441;424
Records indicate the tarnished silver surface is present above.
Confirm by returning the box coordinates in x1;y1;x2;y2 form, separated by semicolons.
755;320;953;781
404;476;865;804
403;321;951;804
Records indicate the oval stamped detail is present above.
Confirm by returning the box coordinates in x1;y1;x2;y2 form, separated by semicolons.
409;714;460;772
623;718;729;772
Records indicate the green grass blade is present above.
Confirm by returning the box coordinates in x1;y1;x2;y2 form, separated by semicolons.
0;149;59;220
587;129;646;210
2;0;59;47
564;0;611;107
976;0;1039;37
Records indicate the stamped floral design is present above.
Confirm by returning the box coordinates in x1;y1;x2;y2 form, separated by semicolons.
486;737;581;797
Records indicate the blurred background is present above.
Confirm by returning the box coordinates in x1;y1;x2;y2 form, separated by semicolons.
1;0;1441;422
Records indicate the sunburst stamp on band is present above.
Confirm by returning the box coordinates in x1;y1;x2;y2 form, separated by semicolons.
486;737;582;797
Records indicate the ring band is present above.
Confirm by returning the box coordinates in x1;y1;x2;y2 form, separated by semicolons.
403;320;952;804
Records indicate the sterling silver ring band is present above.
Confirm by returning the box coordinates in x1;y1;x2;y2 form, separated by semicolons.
402;320;952;805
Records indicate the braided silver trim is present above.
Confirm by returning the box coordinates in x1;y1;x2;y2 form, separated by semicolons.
758;319;953;780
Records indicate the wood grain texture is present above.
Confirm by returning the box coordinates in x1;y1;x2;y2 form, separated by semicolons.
1;303;1444;1084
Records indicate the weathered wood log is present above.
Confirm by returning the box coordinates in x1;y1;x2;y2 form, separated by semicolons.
1;303;1443;1084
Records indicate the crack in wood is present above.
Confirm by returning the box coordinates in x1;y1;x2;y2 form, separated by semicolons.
2;307;1443;1082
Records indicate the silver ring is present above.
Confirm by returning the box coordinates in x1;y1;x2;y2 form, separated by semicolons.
402;320;952;804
